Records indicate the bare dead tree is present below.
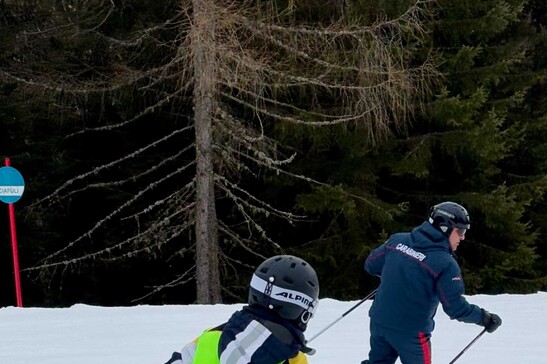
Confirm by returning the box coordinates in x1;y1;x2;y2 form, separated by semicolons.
192;0;222;303
2;0;438;303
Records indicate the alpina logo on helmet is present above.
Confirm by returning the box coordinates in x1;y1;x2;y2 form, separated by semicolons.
250;274;318;314
275;291;316;308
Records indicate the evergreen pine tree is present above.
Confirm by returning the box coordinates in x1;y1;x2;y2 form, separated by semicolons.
281;0;547;296
378;0;547;293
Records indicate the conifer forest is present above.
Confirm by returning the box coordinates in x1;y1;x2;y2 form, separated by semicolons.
1;0;546;307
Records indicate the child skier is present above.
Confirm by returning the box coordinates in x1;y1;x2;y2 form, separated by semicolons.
165;255;320;364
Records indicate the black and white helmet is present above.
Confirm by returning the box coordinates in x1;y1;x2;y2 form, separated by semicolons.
248;255;319;330
429;201;470;236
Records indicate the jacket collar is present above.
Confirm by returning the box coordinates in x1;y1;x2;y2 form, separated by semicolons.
411;221;451;252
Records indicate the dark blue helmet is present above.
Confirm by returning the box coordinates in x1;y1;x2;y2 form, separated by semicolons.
428;201;470;236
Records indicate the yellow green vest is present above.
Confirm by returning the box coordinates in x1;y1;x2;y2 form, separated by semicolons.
192;330;222;364
192;330;295;364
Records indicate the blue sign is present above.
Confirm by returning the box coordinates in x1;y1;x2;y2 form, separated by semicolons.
0;166;25;203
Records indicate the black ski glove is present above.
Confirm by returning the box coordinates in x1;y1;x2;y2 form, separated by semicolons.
480;309;502;333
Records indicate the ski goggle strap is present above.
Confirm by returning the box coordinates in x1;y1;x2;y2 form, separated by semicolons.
250;274;318;316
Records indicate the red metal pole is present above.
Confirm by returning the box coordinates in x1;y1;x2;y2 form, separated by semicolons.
4;157;23;307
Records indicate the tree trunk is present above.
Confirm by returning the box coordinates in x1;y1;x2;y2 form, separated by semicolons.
192;0;222;304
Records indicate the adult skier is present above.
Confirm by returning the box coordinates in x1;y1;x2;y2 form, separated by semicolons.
165;255;320;364
361;201;502;364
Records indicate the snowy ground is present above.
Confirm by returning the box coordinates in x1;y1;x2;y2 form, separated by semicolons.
1;292;545;363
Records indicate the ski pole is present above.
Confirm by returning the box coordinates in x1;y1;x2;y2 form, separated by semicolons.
448;328;487;364
307;288;377;343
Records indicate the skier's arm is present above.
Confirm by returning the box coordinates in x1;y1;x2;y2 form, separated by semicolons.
436;262;483;324
364;241;388;277
164;339;197;364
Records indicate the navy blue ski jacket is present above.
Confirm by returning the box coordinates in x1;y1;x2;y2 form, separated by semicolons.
365;221;483;334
